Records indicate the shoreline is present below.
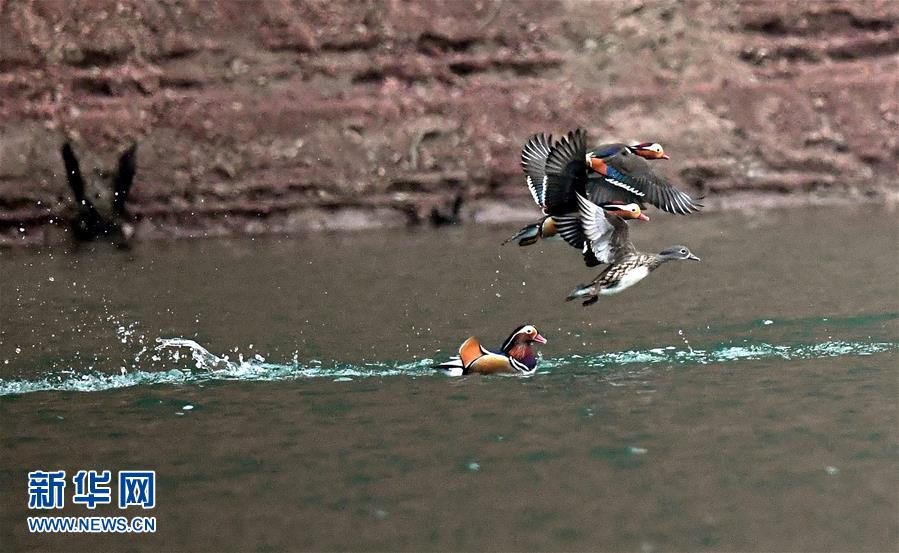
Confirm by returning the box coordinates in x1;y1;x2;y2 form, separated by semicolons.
2;189;895;249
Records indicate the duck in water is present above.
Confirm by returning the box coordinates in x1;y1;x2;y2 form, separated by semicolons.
436;325;547;376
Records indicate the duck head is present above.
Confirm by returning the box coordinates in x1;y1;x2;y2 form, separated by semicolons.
600;202;650;221
584;142;669;173
658;245;700;261
501;324;546;369
630;142;670;160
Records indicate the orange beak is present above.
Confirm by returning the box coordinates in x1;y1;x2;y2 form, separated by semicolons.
638;213;650;221
533;333;547;344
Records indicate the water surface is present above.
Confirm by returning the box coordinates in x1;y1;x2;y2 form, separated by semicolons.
1;206;897;551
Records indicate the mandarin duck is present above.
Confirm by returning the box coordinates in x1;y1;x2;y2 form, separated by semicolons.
566;192;700;305
436;324;547;376
61;141;138;244
585;140;702;214
505;131;648;267
537;129;702;215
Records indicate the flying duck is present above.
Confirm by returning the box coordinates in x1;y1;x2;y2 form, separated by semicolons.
505;131;649;266
61;141;138;244
536;129;702;215
436;324;547;376
585;141;702;214
566;192;700;305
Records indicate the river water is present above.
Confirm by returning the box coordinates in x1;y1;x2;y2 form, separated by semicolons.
1;205;897;551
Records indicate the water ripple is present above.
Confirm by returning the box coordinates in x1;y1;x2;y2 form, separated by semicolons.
0;337;896;396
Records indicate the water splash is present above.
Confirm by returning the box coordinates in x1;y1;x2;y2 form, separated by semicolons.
0;338;896;396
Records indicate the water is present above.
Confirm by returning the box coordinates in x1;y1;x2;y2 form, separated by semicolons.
1;206;897;551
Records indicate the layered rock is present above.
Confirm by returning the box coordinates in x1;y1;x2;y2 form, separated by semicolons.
1;0;896;245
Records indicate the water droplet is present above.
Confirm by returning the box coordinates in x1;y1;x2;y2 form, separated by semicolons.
825;465;839;475
467;462;480;472
763;320;773;325
182;405;194;410
628;446;648;455
47;276;55;282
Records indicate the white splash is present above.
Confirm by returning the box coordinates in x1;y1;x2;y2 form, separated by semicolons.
0;338;895;396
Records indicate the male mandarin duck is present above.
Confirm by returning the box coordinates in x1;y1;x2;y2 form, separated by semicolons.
436;324;547;376
566;192;700;305
538;128;702;215
584;140;703;215
505;131;649;267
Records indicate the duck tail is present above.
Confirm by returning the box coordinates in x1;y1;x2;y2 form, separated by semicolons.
566;284;597;305
502;221;542;246
435;356;465;377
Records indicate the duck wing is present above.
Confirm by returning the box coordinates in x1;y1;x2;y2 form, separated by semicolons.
520;133;553;208
575;193;635;265
458;337;489;369
113;143;137;215
598;150;702;215
542;128;588;215
61;142;93;211
585;173;645;207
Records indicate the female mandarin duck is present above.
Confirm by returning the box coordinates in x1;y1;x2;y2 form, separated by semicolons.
566;192;700;305
436;325;547;376
505;131;649;267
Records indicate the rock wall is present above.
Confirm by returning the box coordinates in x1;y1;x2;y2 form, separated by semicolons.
1;0;897;246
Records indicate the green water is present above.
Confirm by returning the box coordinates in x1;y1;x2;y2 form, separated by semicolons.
1;206;897;551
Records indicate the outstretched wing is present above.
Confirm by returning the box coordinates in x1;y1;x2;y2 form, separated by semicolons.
575;193;635;264
607;215;636;259
113;143;137;214
61;142;88;206
542;128;588;215
520;133;553;207
598;151;702;215
585;173;645;207
553;214;587;250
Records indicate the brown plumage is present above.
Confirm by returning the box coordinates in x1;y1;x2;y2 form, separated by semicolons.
586;141;703;215
436;325;547;376
566;202;700;306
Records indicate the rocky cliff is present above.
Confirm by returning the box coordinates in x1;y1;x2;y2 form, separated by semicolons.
1;0;897;246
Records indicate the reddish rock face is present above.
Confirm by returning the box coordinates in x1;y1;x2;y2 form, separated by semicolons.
1;1;897;245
